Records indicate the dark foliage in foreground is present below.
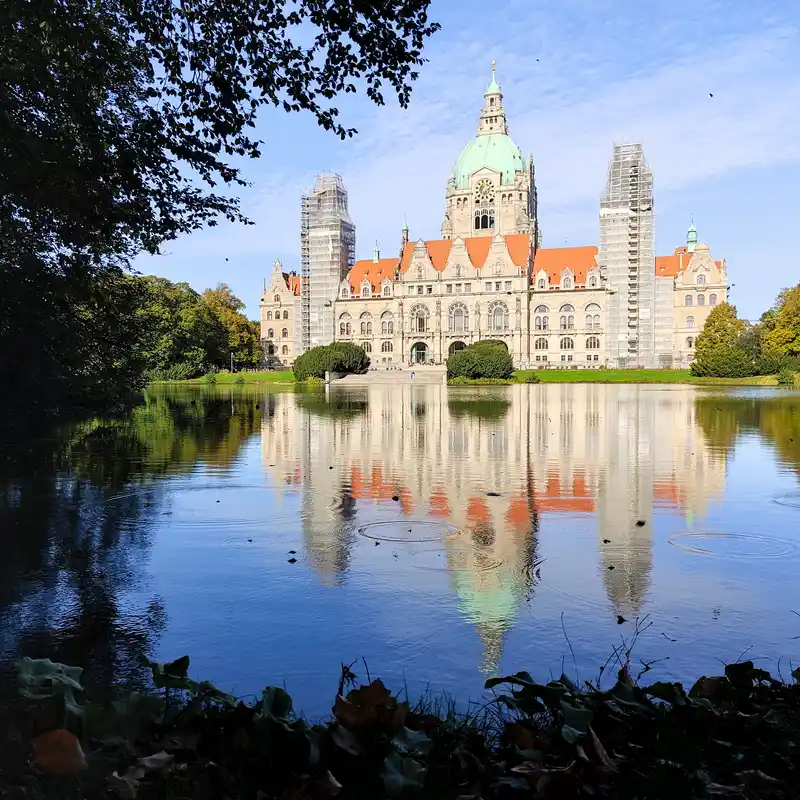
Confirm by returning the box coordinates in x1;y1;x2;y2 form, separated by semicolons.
5;654;800;799
1;0;438;416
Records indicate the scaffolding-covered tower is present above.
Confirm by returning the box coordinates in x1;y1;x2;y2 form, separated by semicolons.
300;173;356;353
599;143;656;368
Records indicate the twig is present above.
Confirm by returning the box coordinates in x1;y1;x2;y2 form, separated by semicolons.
561;611;579;685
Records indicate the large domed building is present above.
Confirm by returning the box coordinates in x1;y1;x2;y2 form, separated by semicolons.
260;65;729;370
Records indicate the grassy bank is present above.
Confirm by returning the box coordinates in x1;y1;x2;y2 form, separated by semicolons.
155;370;295;385
514;369;778;386
7;653;800;799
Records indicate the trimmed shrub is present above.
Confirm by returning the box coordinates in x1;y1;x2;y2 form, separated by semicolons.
777;367;798;386
293;343;370;381
690;347;756;378
447;341;514;380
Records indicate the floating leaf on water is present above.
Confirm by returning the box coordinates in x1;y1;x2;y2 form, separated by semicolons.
382;751;427;798
145;655;192;690
32;729;87;776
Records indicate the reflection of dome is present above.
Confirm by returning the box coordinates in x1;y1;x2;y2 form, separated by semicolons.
452;134;526;189
453;572;523;675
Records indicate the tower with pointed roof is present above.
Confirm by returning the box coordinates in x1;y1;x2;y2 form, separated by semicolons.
442;63;537;241
687;221;697;252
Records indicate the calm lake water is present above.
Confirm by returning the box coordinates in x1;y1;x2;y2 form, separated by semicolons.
2;383;800;716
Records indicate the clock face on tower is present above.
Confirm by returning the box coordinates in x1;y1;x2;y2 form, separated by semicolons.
474;179;495;204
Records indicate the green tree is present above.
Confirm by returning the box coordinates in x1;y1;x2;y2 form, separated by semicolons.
1;0;438;415
694;303;746;361
201;284;261;369
136;276;227;379
764;285;800;358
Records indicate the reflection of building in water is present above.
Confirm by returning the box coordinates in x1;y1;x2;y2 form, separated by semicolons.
260;385;726;663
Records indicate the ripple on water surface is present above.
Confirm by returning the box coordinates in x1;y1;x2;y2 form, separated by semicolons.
357;520;459;544
667;531;800;560
773;492;800;510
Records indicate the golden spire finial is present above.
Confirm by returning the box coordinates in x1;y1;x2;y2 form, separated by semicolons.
491;59;496;73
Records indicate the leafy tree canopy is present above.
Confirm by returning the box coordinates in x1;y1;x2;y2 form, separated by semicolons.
763;285;800;358
200;284;262;369
1;0;438;414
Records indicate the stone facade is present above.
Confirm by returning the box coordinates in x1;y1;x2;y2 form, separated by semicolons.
260;67;729;369
259;259;301;366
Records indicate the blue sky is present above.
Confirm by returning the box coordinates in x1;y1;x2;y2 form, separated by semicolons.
134;0;800;321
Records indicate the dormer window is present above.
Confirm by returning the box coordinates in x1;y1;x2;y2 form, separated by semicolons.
697;274;706;286
538;278;546;289
361;282;371;298
382;282;391;297
341;286;350;299
563;277;572;289
274;295;280;303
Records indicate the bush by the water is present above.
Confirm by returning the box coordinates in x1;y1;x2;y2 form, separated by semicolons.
777;367;798;385
293;343;370;381
9;653;800;799
447;341;514;380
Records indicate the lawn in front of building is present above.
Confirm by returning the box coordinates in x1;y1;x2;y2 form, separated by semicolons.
514;369;777;385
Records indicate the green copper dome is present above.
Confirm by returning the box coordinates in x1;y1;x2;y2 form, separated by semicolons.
452;133;526;189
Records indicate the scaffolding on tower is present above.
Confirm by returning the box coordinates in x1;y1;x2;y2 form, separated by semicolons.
300;173;356;353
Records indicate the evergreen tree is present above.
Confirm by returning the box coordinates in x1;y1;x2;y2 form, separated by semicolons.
694;303;746;362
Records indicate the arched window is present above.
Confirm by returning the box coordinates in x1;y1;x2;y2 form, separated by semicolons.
535;304;549;313
534;337;548;350
686;316;695;329
586;336;600;349
382;282;391;297
697;294;705;306
363;341;372;353
410;304;429;333
537;278;546;289
283;310;289;319
588;274;598;288
281;328;288;338
697;274;706;286
560;337;574;350
562;276;572;289
360;312;372;335
686;337;694;348
535;315;549;330
361;283;371;298
584;303;601;330
266;343;275;356
338;313;352;336
685;295;693;306
274;295;280;303
266;311;272;320
488;301;509;332
341;286;350;299
448;302;468;333
381;311;394;335
559;304;575;313
709;293;718;306
559;314;574;330
267;328;274;339
381;341;393;353
282;345;288;355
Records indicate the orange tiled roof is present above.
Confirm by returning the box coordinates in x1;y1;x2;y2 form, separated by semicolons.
398;234;533;274
536;472;595;514
532;246;598;285
347;257;399;292
281;272;302;296
655;247;723;277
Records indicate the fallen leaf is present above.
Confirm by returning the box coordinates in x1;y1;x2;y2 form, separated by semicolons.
32;729;87;776
108;767;145;799
330;724;364;756
139;750;174;772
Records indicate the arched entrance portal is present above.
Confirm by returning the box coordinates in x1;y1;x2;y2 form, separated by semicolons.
411;342;429;364
448;341;467;356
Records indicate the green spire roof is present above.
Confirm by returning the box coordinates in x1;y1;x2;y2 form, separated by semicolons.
687;220;697;252
486;60;501;94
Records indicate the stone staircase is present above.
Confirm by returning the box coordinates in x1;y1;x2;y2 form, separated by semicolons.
336;366;446;385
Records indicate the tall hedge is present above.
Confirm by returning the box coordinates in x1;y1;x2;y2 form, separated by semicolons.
447;341;513;379
293;343;370;381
